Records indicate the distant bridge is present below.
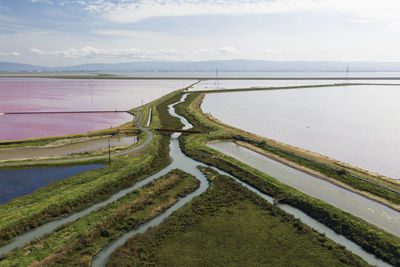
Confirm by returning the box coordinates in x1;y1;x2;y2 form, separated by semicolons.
154;128;206;134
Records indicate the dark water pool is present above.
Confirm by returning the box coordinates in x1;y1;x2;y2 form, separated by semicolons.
0;164;105;204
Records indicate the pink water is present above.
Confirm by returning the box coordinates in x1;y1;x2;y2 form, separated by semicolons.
0;78;193;140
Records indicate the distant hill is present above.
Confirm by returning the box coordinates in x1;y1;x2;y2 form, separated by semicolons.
0;62;51;72
2;60;400;72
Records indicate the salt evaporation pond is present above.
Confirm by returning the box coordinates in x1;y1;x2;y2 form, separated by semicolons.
0;164;104;204
190;79;400;91
108;71;400;78
0;78;194;140
202;84;400;179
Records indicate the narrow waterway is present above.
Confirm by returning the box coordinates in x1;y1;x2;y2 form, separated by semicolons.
213;167;391;267
0;95;391;267
208;141;400;237
146;108;152;126
0;135;137;161
93;95;390;267
91;96;210;266
202;86;400;179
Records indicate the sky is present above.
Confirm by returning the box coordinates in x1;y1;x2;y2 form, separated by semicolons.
1;0;400;66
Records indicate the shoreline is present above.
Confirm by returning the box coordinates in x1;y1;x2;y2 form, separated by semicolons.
3;82;399;192
2;72;400;80
230;140;400;212
175;91;400;265
204;109;400;185
193;93;400;211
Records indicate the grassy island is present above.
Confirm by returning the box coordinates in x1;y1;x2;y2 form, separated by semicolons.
108;166;368;267
174;91;400;266
0;169;199;266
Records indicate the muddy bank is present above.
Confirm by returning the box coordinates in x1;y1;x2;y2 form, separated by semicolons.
0;135;137;161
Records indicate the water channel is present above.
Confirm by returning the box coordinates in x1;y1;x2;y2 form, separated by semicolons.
0;135;137;161
0;95;391;267
91;95;211;266
208;141;400;237
202;85;400;179
92;95;390;267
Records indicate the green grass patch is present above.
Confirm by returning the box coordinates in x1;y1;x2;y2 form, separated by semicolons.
108;167;368;267
0;132;170;246
155;91;184;129
175;92;400;266
0;89;184;246
233;135;400;205
0;169;200;266
0;126;138;149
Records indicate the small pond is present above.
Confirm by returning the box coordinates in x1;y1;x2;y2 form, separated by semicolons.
0;164;105;204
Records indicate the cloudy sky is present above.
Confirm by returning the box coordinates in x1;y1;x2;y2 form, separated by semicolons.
1;0;400;66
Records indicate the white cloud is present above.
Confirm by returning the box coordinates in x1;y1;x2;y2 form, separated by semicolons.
0;51;21;56
260;49;296;55
27;0;400;29
31;48;46;55
29;46;185;60
27;46;247;61
74;0;398;25
218;46;238;54
198;48;212;53
31;0;54;4
53;47;181;59
93;30;142;38
92;29;179;39
84;0;303;23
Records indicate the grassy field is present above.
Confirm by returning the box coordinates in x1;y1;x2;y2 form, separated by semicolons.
0;133;145;170
174;92;400;266
0;169;199;266
0;121;137;149
0;129;146;166
0;131;170;246
0;90;181;246
108;166;368;267
1;84;399;266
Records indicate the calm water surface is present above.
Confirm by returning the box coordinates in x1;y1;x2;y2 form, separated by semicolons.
190;79;400;91
0;136;138;161
0;164;104;204
0;96;390;267
202;84;400;179
209;141;400;236
109;71;400;78
0;78;194;140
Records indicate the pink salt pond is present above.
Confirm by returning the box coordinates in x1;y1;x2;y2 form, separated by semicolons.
0;78;193;141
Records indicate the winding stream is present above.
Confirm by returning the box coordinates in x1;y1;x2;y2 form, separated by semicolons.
91;95;210;266
93;95;390;267
0;95;391;267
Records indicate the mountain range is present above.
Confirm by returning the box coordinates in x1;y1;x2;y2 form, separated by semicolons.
2;60;400;72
